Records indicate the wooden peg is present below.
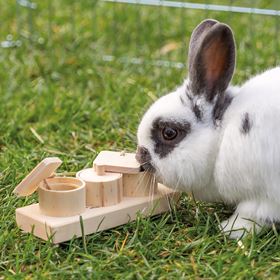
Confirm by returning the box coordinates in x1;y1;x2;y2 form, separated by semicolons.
94;165;106;176
43;179;51;190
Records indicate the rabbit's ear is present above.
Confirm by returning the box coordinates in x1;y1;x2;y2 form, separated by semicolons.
188;19;219;68
188;21;235;102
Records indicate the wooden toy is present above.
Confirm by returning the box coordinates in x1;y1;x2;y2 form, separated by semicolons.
38;177;86;217
76;168;123;207
93;151;158;197
93;151;140;174
123;172;158;197
13;158;86;217
14;151;178;244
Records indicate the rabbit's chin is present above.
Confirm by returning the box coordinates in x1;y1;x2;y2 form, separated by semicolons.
153;161;207;193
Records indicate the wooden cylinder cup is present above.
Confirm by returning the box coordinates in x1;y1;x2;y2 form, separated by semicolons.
76;168;123;207
38;177;86;217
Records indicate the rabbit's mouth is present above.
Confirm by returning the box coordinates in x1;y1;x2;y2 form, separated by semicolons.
140;162;155;173
136;146;156;173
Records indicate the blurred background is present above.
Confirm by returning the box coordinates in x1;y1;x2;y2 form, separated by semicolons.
1;0;280;170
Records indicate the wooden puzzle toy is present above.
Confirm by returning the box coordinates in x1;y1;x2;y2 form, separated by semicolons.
14;151;178;244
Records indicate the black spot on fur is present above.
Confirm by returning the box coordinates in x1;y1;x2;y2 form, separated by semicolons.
186;83;191;92
135;146;155;172
241;113;252;134
185;85;203;121
212;94;233;125
185;86;192;102
193;104;202;121
151;118;191;158
180;95;186;106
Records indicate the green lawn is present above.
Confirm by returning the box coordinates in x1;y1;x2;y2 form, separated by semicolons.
1;0;280;278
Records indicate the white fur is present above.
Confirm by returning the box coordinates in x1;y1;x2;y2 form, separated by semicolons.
137;67;280;238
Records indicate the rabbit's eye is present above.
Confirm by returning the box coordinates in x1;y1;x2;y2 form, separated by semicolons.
162;127;178;141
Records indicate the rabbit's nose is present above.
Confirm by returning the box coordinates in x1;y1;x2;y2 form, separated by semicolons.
135;146;151;164
135;146;155;172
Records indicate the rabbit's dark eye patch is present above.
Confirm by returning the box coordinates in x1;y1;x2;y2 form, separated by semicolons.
151;118;191;158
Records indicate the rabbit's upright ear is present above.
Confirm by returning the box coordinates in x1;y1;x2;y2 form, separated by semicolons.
188;20;236;102
188;19;219;69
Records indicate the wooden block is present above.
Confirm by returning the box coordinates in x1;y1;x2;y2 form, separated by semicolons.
76;168;123;207
13;157;62;197
15;184;179;244
123;172;158;197
93;151;140;174
38;177;86;217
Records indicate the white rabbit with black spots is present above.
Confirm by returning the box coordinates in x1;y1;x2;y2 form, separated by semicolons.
136;19;280;239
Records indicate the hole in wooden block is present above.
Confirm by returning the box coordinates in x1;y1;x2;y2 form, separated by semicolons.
76;168;123;208
38;177;86;217
123;172;158;197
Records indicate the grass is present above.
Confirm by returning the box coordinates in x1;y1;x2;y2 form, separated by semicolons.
1;0;280;278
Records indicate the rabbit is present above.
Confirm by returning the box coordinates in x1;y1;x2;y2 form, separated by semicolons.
136;18;280;239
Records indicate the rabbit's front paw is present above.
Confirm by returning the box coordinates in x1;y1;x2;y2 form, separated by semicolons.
220;215;261;239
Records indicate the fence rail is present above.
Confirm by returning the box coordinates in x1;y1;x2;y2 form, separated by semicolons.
103;0;280;16
2;1;280;70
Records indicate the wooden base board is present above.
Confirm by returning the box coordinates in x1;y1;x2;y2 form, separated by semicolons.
16;184;179;243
